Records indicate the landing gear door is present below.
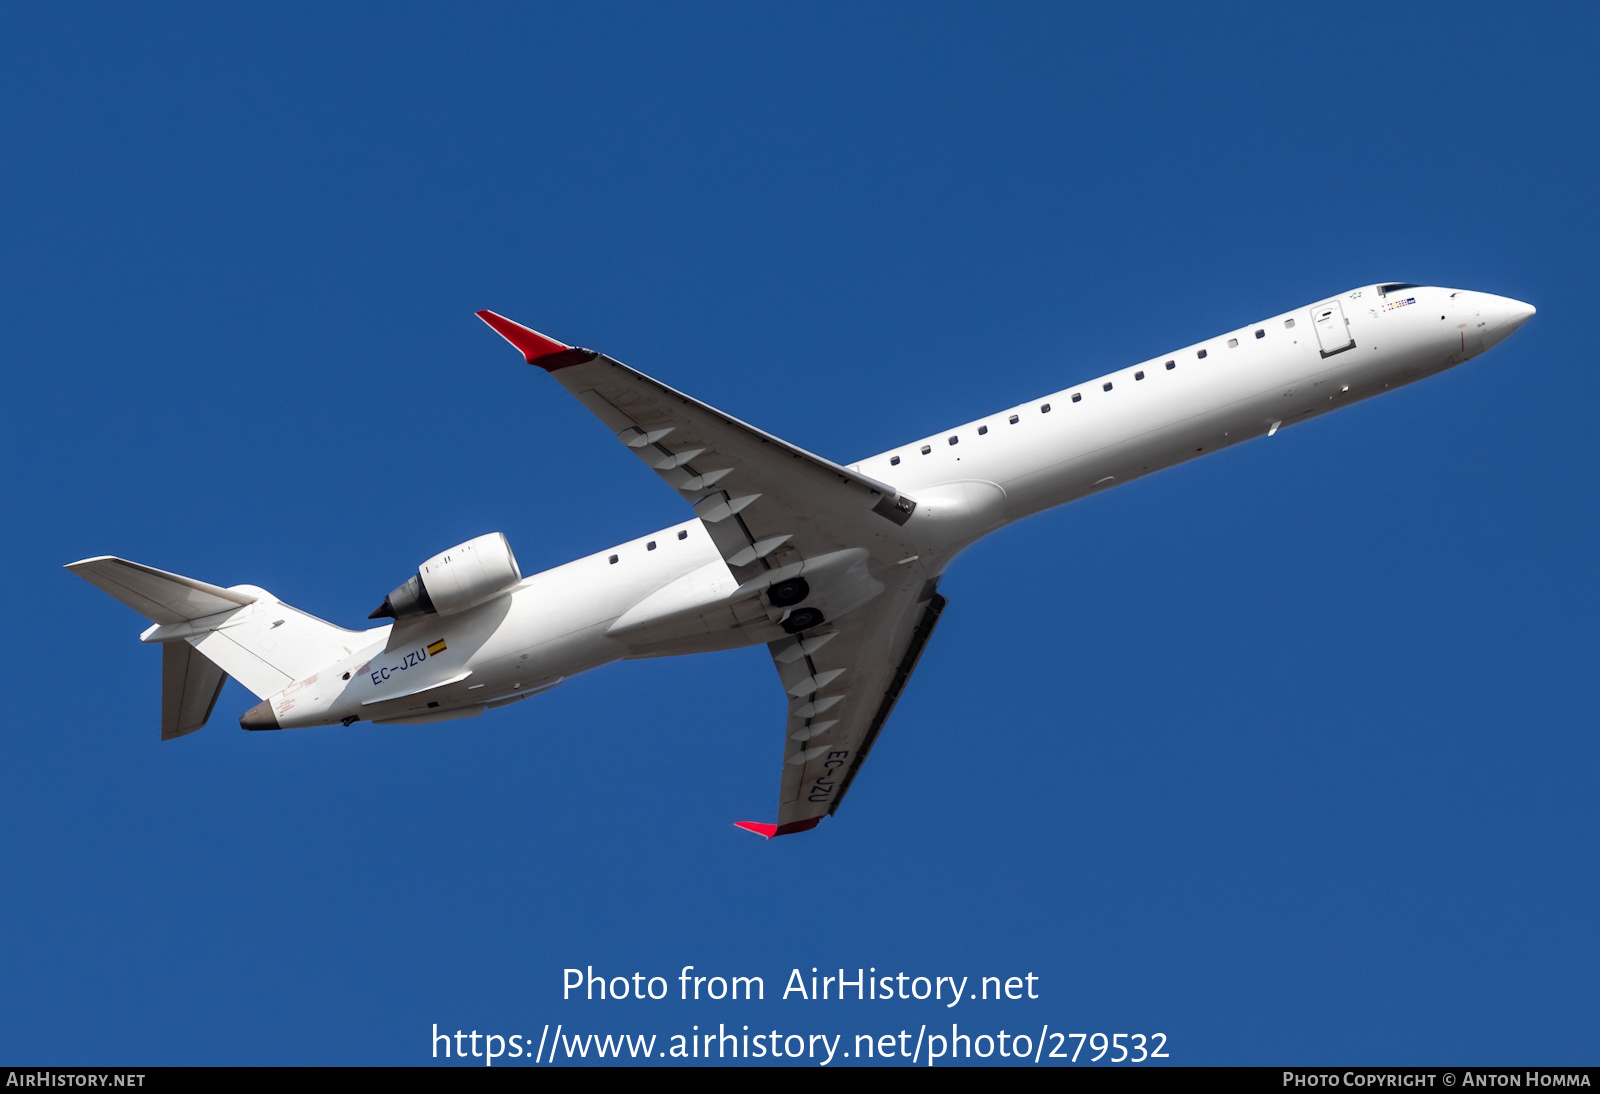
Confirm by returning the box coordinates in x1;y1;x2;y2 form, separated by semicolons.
1312;299;1355;358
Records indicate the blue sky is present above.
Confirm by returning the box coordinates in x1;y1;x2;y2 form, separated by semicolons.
2;2;1595;1066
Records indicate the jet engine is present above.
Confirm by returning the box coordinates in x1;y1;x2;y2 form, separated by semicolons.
368;532;523;620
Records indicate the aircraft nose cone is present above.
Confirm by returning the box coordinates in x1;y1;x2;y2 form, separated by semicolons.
1486;293;1535;328
239;699;280;731
1474;293;1536;351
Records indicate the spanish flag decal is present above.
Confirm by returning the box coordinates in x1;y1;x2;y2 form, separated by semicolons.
426;639;447;656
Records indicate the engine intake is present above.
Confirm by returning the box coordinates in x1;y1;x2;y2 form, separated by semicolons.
369;532;523;620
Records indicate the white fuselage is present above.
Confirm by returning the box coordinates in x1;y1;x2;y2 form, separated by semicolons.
274;284;1533;729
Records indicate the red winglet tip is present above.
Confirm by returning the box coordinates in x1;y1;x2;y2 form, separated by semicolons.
734;818;820;839
474;309;571;365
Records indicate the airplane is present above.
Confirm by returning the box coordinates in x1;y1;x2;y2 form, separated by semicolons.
68;283;1535;837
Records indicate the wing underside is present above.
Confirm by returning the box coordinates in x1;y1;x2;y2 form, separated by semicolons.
475;310;914;590
477;311;942;835
740;583;946;837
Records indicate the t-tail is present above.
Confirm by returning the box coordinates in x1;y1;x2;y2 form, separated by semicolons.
67;556;371;739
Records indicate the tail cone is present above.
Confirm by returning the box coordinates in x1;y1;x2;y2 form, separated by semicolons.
239;699;280;731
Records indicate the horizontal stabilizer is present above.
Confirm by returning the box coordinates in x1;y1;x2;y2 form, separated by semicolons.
734;818;821;839
67;556;254;625
70;555;376;702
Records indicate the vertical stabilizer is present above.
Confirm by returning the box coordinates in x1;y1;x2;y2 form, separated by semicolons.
161;641;227;740
69;555;380;734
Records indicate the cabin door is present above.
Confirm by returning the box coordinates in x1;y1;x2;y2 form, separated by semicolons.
1311;299;1354;358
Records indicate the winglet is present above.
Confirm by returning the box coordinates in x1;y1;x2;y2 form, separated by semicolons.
734;818;822;839
475;310;596;371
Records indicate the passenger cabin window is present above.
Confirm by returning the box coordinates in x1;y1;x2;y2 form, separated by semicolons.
1227;338;1238;348
678;530;688;540
1254;329;1265;339
1284;318;1295;329
1197;349;1208;359
948;435;958;445
1134;370;1145;380
977;425;988;435
890;455;901;465
1040;403;1052;413
1071;393;1081;403
1165;360;1175;370
609;554;618;564
647;541;656;551
1009;414;1019;424
921;445;932;455
1102;382;1113;391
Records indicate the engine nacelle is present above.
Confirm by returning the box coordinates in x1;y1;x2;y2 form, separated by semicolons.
368;532;523;621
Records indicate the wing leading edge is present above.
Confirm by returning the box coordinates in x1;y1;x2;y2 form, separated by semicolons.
474;311;915;590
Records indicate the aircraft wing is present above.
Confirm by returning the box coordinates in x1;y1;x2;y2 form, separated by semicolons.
742;580;948;837
477;311;940;836
475;311;916;589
